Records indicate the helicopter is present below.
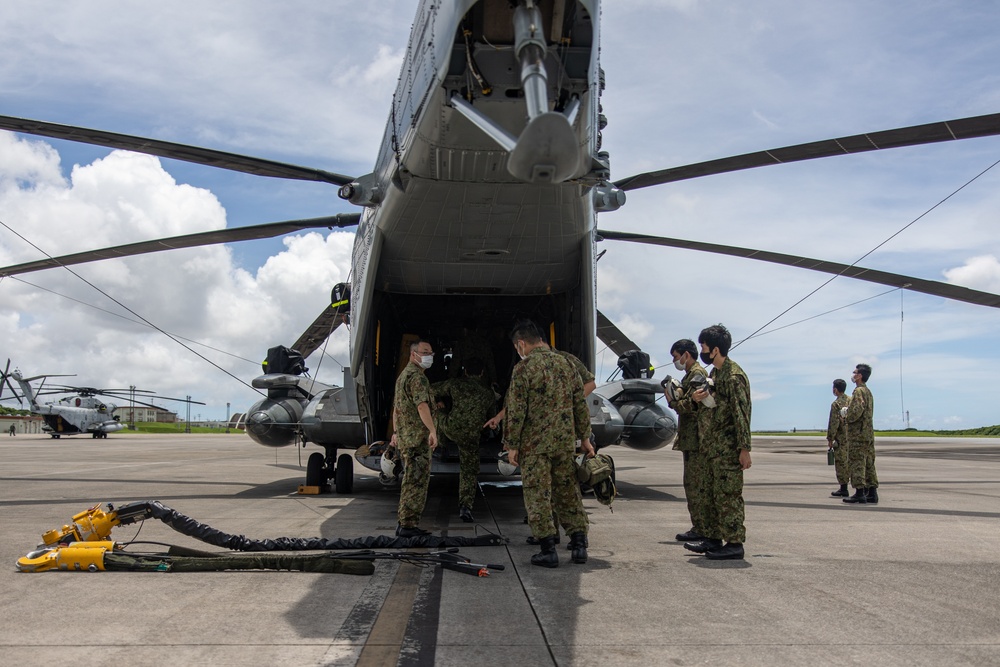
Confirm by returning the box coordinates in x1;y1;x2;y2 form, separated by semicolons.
1;1;1000;489
0;360;204;439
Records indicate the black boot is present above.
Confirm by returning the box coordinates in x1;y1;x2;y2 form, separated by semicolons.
676;528;702;541
459;506;475;522
569;532;589;564
705;542;745;560
530;536;559;568
684;538;723;554
831;484;849;497
526;533;560;545
866;487;879;504
843;488;868;504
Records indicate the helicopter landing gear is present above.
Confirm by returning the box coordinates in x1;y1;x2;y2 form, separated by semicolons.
335;453;354;494
304;449;354;494
305;452;326;487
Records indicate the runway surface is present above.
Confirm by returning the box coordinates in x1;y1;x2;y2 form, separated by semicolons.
1;433;998;666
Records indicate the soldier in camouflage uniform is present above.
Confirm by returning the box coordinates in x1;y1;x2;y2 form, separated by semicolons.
665;339;711;542
484;345;595;428
449;319;497;388
391;339;439;537
432;358;495;522
827;379;851;497
685;324;752;561
843;363;879;505
504;321;595;568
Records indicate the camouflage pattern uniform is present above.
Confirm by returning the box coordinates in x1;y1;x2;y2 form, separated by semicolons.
504;347;590;541
450;332;496;387
700;358;752;544
845;382;878;490
827;394;850;485
394;362;434;528
666;362;711;536
432;377;495;508
555;350;595;387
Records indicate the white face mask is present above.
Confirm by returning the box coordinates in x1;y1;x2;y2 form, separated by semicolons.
418;354;434;369
515;342;526;360
673;358;686;371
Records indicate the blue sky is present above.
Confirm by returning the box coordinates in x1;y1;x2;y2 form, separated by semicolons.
1;0;999;431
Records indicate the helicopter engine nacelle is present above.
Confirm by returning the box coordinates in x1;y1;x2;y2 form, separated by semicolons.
245;394;305;448
593;379;678;451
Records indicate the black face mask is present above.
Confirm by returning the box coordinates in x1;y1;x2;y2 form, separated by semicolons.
700;350;714;365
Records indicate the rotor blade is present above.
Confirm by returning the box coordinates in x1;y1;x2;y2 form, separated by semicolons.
596;310;643;358
292;305;349;360
0;115;356;186
0;215;361;278
613;112;1000;192
596;229;1000;309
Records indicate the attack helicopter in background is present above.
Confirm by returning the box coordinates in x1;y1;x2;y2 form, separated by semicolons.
0;360;203;439
2;1;1000;490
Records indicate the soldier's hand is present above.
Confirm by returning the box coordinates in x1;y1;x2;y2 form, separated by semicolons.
428;432;438;450
390;433;398;446
508;448;518;466
692;388;707;403
739;449;752;470
484;414;501;429
581;438;596;458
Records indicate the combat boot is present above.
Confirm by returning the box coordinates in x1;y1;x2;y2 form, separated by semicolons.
675;528;702;541
569;532;589;564
705;542;744;560
530;536;559;568
684;538;723;554
866;487;879;504
842;488;868;504
831;484;849;497
526;533;560;545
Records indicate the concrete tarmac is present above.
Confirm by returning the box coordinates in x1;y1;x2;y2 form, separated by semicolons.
1;433;998;666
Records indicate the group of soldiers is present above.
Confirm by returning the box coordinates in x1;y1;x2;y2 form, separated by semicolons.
390;320;596;568
663;324;753;561
826;364;879;504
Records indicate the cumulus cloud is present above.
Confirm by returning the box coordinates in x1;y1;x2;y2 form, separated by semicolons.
943;255;1000;293
0;137;351;414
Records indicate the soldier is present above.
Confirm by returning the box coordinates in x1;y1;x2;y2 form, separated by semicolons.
391;339;438;537
504;321;595;568
685;324;752;561
432;358;495;522
449;319;497;388
665;339;710;542
843;363;879;505
827;378;851;497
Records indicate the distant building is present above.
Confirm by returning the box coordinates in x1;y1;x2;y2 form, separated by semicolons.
112;405;178;423
0;415;44;434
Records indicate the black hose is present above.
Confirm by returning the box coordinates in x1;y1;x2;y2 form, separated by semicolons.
112;501;506;551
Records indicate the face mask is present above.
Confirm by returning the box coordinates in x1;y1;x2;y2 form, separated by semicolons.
673;358;686;371
700;350;714;365
418;354;434;369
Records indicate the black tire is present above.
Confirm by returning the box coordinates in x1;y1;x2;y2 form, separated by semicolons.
305;452;326;487
335;453;354;494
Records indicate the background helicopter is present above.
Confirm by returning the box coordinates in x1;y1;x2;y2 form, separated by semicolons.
1;1;999;476
0;360;204;439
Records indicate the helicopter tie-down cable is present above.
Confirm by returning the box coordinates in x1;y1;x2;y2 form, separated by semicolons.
734;155;1000;349
0;216;263;395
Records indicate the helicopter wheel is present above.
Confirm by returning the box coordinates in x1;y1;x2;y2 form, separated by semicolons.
305;452;327;487
335;453;354;494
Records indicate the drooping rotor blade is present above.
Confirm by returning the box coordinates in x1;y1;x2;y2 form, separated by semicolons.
596;310;643;359
613;112;1000;192
292;305;349;360
597;229;1000;309
0;215;361;278
0;115;356;186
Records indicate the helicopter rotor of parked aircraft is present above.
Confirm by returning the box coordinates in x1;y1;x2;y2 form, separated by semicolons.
1;1;999;489
0;361;204;439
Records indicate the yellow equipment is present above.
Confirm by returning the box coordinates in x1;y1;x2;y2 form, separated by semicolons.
17;541;114;573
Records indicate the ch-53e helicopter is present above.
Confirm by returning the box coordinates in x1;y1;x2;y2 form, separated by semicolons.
2;0;1000;490
0;360;204;439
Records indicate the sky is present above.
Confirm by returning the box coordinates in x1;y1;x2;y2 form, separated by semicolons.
1;0;999;432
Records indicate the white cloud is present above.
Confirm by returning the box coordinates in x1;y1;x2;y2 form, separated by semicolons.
943;255;1000;293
